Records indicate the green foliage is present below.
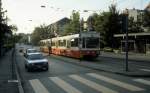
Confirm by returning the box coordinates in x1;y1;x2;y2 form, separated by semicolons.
9;24;18;33
63;11;80;35
143;10;150;28
16;33;29;44
62;23;73;35
103;47;113;52
128;17;143;33
87;4;121;48
31;24;53;45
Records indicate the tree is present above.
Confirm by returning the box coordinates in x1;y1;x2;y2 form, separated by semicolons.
9;24;18;33
31;24;54;45
87;4;121;48
143;10;150;32
63;11;80;35
128;17;143;33
62;23;73;35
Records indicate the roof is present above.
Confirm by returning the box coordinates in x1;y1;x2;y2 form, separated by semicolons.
27;52;41;55
27;48;36;50
114;32;150;37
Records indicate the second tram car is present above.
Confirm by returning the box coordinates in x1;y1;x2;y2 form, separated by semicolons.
40;31;100;59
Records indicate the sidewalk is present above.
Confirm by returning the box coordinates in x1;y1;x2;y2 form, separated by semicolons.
100;51;150;62
49;53;150;77
0;50;19;93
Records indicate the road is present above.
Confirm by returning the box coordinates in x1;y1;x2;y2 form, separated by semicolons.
16;45;150;93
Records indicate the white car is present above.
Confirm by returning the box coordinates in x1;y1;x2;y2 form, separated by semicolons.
25;48;38;54
24;52;49;72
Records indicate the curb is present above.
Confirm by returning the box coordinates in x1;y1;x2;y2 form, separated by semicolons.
49;55;150;77
13;48;24;93
99;55;150;63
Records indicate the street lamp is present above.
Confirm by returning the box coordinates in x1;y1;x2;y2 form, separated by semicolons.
41;5;46;8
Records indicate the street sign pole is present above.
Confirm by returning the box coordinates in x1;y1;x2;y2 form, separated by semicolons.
125;15;128;71
123;14;129;71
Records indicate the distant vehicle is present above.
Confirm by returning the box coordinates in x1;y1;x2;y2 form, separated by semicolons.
19;46;24;53
24;48;38;55
24;52;49;72
40;31;100;59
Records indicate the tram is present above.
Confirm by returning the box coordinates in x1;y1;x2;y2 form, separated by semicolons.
40;31;100;59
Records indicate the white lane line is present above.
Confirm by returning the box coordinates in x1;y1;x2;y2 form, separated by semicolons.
140;69;150;72
134;79;150;85
69;75;118;93
50;77;82;93
87;73;144;91
29;79;49;93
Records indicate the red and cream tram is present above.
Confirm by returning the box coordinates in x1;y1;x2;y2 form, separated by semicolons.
40;31;100;59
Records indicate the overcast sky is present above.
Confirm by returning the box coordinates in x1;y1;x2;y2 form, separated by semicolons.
2;0;150;34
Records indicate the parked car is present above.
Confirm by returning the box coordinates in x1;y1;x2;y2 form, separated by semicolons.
24;52;49;72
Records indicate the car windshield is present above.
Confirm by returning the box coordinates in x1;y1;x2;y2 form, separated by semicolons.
28;54;44;60
83;37;99;48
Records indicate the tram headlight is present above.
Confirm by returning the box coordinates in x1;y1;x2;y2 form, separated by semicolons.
87;51;90;54
91;51;95;54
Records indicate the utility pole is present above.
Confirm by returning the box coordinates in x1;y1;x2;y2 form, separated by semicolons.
122;10;129;71
0;0;2;57
125;14;128;71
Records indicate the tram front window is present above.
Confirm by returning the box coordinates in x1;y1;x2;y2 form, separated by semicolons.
85;38;99;48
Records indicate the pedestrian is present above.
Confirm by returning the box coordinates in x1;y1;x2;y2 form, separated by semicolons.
48;46;51;55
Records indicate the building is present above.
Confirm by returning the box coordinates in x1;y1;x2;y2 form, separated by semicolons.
114;32;150;54
145;3;150;12
114;4;150;54
126;8;143;22
48;17;70;36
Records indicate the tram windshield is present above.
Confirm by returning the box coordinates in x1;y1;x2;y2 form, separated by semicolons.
83;37;99;48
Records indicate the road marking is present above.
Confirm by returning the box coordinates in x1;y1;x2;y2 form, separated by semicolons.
134;79;150;85
50;77;82;93
87;73;144;91
69;75;118;93
29;79;49;93
140;69;150;72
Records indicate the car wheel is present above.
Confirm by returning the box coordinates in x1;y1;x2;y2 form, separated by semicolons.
27;67;31;72
45;67;49;71
25;64;27;68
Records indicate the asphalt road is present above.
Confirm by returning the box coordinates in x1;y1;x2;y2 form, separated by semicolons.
16;44;150;93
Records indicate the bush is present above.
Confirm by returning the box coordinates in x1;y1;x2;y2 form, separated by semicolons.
113;49;120;53
103;47;113;52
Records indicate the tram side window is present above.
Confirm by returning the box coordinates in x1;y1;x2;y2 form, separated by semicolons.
52;41;55;46
58;40;64;46
63;40;66;47
71;38;78;47
56;40;58;47
42;42;44;46
67;40;70;48
43;42;46;46
46;41;49;46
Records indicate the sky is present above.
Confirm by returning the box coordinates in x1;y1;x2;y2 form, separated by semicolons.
2;0;150;34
